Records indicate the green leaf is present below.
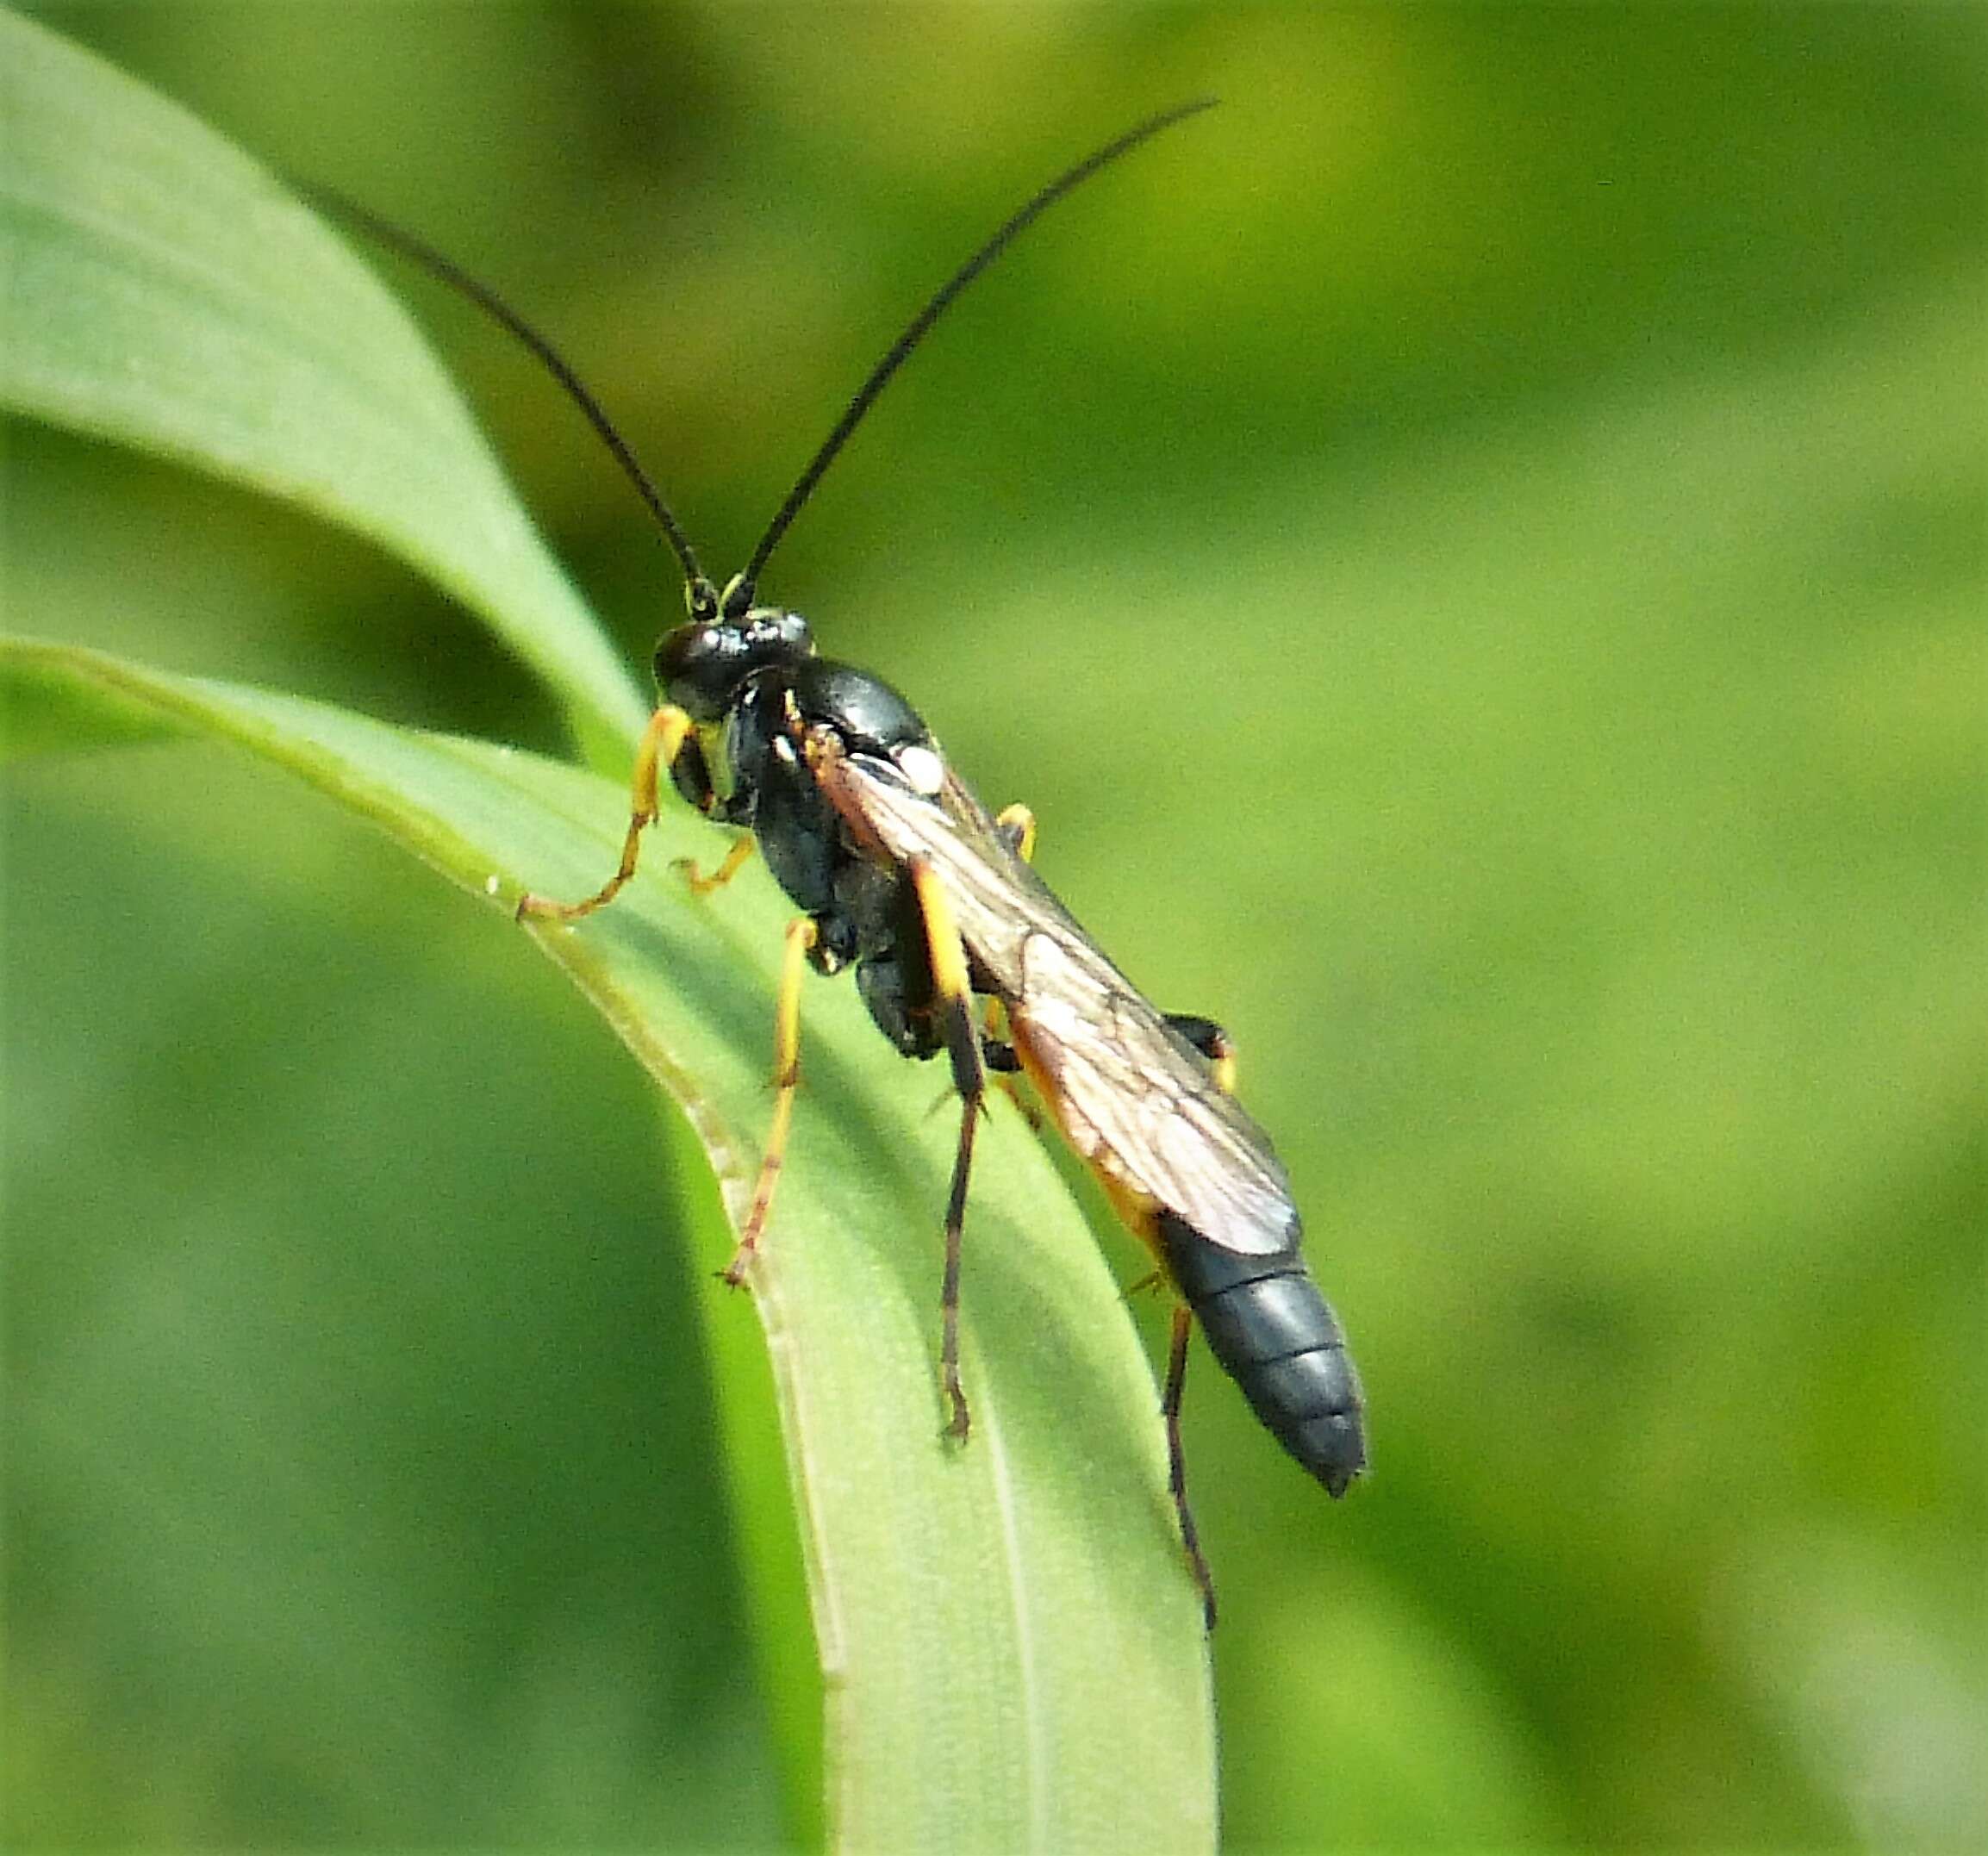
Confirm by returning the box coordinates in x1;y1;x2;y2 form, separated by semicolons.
0;8;643;767
1;16;1218;1847
3;638;1218;1846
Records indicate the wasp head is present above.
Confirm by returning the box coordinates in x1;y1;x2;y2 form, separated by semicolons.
653;573;813;722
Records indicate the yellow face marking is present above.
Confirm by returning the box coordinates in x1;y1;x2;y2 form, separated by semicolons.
688;713;734;807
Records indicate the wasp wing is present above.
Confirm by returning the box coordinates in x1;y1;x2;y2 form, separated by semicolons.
818;744;1299;1258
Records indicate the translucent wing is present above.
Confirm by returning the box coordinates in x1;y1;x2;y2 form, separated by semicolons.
816;741;1299;1257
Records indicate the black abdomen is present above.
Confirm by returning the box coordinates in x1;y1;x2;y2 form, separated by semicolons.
1158;1216;1366;1495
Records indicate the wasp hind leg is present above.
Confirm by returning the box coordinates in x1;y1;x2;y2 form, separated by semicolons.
907;856;988;1442
1163;1303;1218;1631
1156;1011;1240;1631
721;915;819;1286
517;703;698;922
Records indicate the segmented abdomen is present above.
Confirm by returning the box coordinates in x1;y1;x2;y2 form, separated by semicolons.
1158;1215;1366;1495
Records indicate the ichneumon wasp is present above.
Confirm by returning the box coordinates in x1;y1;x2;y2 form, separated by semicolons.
324;98;1364;1627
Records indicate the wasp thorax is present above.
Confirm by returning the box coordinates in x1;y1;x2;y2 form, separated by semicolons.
652;605;814;723
789;658;932;759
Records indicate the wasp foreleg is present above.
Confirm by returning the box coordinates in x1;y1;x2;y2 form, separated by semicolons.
517;703;696;921
676;833;756;898
722;915;819;1286
908;856;986;1442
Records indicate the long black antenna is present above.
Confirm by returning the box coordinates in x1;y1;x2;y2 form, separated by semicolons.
732;96;1218;612
312;98;1214;625
308;184;716;610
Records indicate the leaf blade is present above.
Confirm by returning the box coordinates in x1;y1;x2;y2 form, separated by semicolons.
0;9;644;763
4;636;1219;1848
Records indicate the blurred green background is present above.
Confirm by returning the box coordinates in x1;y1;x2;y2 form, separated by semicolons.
4;3;1982;1850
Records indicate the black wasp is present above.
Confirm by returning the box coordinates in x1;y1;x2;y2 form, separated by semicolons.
327;99;1364;1626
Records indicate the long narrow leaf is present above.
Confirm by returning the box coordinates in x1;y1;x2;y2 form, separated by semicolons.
3;12;1223;1839
0;9;642;765
3;638;1218;1846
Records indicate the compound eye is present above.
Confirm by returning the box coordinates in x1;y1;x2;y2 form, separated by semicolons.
652;622;736;720
652;621;710;687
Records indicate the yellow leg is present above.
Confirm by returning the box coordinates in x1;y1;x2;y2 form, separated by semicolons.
517;704;693;922
982;803;1040;1119
676;833;756;897
994;801;1037;864
910;857;986;1442
722;915;818;1285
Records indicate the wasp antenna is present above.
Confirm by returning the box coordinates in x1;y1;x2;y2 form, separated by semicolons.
737;96;1218;597
308;184;712;600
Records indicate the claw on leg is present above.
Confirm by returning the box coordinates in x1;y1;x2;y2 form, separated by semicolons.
516;704;693;922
